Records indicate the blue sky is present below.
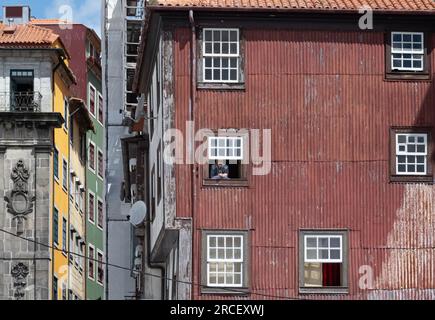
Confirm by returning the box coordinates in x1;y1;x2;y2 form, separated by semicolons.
1;0;101;35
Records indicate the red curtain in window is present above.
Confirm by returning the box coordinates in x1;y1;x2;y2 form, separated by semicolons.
322;263;341;287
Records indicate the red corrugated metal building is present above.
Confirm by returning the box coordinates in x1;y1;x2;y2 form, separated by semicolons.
134;1;435;300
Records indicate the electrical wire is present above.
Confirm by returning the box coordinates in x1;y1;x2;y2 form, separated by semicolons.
0;227;301;300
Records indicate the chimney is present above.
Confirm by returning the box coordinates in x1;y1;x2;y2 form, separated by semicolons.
2;6;31;26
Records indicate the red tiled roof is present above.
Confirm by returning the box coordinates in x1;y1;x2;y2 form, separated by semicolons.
0;23;59;48
30;19;70;25
149;0;435;12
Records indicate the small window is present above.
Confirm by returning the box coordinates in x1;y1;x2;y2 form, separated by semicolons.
89;86;96;116
88;193;95;223
391;32;424;72
53;208;59;245
204;136;247;185
202;231;249;293
89;142;95;171
98;94;104;124
386;32;430;79
157;143;162;203
390;128;432;183
97;251;104;284
88;245;95;280
62;159;68;190
98;150;104;178
53;276;58;300
299;231;348;293
150;165;156;221
75;182;80;209
97;200;104;229
62;283;67;300
54;149;59;180
202;28;241;83
64;99;69;129
62;218;67;252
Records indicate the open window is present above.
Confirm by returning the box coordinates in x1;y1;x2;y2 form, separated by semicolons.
203;135;248;187
10;70;39;111
299;230;348;294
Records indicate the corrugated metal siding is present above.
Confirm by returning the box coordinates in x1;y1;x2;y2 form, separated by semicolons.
174;28;435;299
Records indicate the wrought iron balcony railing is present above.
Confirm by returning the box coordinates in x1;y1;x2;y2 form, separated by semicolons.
0;91;42;112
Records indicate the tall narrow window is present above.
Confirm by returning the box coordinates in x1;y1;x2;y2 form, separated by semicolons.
88;193;95;223
89;86;96;116
299;231;348;293
97;251;104;284
53;276;58;300
62;218;67;252
88;245;95;280
53;208;59;245
62;159;68;190
98;150;104;178
97;200;104;229
98;94;104;124
54;149;59;180
89;142;95;171
203;29;240;83
64;99;69;129
10;70;35;111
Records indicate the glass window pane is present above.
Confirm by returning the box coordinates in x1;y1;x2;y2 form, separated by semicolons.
204;30;212;41
306;237;317;248
213;30;220;41
413;34;422;43
319;238;329;248
234;249;241;260
393;34;401;42
230;31;238;41
234;237;241;248
398;135;406;143
330;237;341;248
330;249;341;260
319;249;329;260
306;249;317;260
398;164;406;172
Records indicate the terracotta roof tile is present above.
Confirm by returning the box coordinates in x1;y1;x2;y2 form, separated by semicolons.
148;0;435;12
0;23;59;48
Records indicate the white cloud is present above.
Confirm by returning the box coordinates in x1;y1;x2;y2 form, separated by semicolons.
45;0;102;36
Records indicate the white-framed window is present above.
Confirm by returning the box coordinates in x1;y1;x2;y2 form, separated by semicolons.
88;83;96;116
396;133;428;175
304;235;343;263
97;149;104;179
88;191;95;224
203;28;240;83
391;32;424;71
208;137;243;161
88;244;95;280
300;231;348;290
206;235;244;287
88;140;96;172
97;198;104;229
98;93;104;124
97;250;104;285
53;148;59;181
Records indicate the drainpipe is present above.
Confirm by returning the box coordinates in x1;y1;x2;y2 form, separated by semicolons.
188;9;196;300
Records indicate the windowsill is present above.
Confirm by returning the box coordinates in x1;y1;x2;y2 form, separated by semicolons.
202;178;249;188
201;286;249;295
299;287;349;295
390;175;433;184
385;71;431;81
197;82;245;90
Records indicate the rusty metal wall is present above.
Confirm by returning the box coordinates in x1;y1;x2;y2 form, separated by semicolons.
173;27;435;300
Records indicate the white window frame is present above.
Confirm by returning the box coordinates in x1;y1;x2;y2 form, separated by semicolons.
97;148;104;179
304;235;343;264
88;244;95;280
96;249;104;286
202;28;240;83
208;136;244;161
88;140;96;172
88;191;95;224
391;32;424;72
97;197;104;230
88;83;97;117
62;217;67;253
97;93;104;125
395;133;428;176
206;235;244;288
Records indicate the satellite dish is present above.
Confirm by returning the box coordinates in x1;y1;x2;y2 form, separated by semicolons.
129;201;147;226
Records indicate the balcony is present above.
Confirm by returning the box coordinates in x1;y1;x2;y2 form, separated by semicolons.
0;91;42;112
